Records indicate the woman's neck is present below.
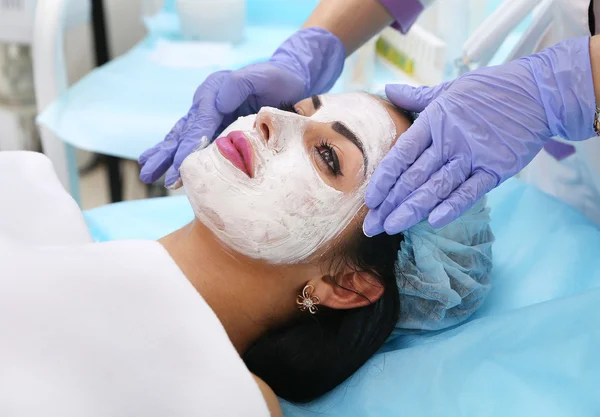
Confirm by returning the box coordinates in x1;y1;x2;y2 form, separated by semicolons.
158;220;304;354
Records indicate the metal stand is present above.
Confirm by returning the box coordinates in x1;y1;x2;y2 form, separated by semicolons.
91;0;123;203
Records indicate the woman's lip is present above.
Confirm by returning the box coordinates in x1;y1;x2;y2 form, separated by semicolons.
214;131;254;178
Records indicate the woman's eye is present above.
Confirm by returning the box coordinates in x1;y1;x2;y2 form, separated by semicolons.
316;142;342;176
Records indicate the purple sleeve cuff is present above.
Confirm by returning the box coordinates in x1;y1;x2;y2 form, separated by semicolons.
378;0;424;34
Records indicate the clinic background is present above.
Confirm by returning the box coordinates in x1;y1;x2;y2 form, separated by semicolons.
0;0;524;209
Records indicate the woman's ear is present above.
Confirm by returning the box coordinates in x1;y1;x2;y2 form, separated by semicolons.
312;271;384;310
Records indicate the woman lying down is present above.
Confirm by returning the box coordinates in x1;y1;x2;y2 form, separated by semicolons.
0;92;493;417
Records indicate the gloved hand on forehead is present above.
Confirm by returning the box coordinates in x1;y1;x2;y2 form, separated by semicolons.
364;36;597;236
138;27;346;189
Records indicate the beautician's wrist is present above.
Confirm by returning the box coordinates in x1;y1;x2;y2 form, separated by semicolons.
528;36;597;141
378;0;424;34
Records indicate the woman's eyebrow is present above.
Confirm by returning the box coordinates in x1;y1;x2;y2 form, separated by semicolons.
312;95;322;110
332;122;368;175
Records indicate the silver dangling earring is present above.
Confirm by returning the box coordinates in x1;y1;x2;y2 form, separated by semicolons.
296;284;320;314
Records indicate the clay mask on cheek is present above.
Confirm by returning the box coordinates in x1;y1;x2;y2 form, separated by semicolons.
179;93;397;264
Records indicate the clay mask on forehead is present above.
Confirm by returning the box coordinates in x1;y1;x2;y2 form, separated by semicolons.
180;92;397;264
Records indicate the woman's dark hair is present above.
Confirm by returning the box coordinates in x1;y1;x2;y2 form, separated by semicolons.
244;228;404;403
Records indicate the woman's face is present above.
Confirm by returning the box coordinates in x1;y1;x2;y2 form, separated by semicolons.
180;92;410;264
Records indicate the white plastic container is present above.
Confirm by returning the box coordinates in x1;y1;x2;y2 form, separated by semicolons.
176;0;246;44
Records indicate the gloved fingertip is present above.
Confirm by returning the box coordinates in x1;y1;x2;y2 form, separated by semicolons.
197;135;210;151
385;83;410;97
166;178;183;190
428;216;451;230
139;173;152;184
385;83;417;108
386;82;448;112
189;135;210;156
384;208;417;234
363;210;385;237
139;159;159;184
428;204;456;229
164;166;181;189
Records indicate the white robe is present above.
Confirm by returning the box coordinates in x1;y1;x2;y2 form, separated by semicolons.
0;152;269;417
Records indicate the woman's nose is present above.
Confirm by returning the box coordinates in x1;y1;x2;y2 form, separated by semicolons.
255;111;274;143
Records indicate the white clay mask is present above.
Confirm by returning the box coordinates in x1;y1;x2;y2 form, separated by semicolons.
180;92;397;264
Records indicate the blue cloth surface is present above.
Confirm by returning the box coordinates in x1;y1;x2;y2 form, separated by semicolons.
83;179;600;416
84;195;193;242
283;180;600;416
37;1;319;160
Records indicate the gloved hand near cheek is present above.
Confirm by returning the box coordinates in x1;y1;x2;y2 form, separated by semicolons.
139;27;346;189
364;36;597;236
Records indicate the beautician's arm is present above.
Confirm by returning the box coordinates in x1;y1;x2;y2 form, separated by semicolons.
590;35;600;103
302;0;394;55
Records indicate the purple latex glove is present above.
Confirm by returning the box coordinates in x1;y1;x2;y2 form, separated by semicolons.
138;27;345;188
364;36;597;236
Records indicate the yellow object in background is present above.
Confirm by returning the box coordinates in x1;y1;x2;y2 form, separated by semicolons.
375;26;445;86
376;37;415;76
